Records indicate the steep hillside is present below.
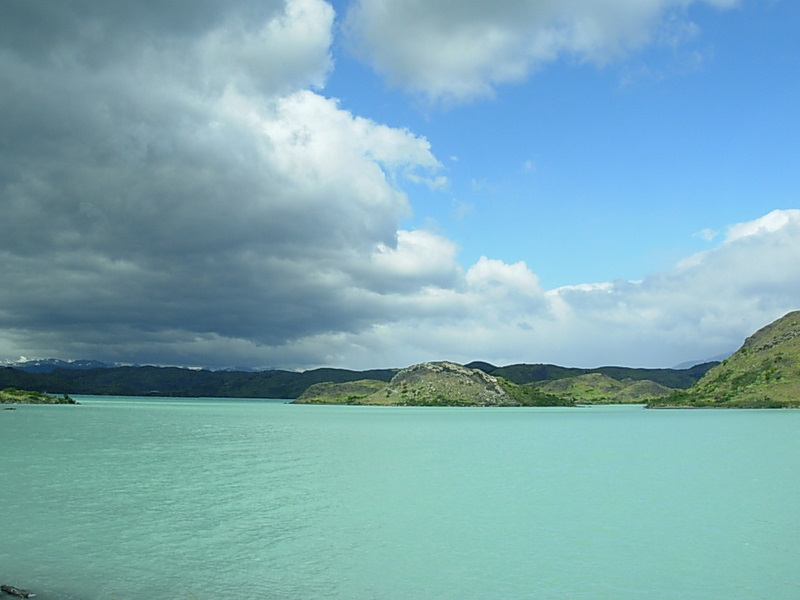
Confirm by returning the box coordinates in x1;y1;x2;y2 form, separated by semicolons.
649;311;800;408
294;361;570;406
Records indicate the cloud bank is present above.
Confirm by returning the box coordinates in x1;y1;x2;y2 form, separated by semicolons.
2;0;796;371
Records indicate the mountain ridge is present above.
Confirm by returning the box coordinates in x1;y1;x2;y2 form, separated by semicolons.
0;360;714;399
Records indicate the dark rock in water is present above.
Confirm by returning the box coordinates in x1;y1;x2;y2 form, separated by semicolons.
1;584;36;598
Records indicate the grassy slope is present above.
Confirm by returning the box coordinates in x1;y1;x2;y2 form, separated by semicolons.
649;311;800;408
294;379;386;404
533;373;673;404
489;362;714;388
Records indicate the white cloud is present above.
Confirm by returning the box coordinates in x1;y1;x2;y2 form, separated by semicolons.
344;0;740;103
365;230;462;293
693;227;718;241
724;209;800;243
372;230;458;277
466;257;542;297
291;209;800;370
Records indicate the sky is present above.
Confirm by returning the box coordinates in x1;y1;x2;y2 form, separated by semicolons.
1;0;799;371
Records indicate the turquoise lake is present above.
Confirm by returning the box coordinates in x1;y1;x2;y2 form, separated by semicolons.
1;397;799;599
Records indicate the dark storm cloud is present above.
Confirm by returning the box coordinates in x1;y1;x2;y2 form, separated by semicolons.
0;0;445;368
0;1;282;61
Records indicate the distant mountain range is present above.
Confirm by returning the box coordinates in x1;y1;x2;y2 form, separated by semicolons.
1;358;118;373
0;358;716;400
672;353;733;369
0;358;268;374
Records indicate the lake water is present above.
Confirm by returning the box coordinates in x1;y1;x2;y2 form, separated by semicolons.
1;398;798;600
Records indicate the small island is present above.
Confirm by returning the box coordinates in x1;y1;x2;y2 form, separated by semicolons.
0;388;78;405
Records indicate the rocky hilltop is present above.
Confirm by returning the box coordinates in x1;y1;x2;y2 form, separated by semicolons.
649;310;800;408
294;361;570;406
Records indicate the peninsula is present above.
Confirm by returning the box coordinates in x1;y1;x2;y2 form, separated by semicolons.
0;388;78;404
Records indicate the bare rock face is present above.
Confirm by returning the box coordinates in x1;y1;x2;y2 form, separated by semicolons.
375;361;514;406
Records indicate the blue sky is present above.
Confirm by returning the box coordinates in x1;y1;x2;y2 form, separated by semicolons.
327;0;799;288
1;0;799;370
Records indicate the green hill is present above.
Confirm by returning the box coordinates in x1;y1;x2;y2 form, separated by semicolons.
486;362;714;388
535;373;625;402
533;373;673;404
294;361;571;407
294;379;387;404
614;380;674;403
649;311;800;408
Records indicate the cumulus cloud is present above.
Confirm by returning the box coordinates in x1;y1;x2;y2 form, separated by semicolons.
278;209;800;370
725;209;800;243
368;230;461;291
344;0;739;102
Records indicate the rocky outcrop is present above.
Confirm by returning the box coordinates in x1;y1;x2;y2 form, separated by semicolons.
377;361;513;406
1;584;36;598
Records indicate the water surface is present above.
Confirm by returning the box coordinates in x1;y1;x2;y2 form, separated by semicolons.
1;398;798;599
